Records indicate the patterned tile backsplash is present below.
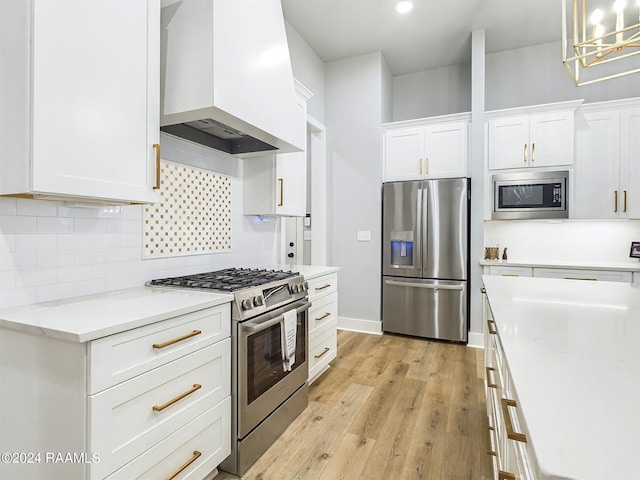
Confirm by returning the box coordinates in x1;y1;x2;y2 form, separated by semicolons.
143;161;232;258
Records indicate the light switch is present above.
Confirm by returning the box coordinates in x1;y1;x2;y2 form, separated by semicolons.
357;230;371;241
303;231;312;241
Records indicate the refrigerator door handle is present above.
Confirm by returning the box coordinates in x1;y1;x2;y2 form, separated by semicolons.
384;279;464;291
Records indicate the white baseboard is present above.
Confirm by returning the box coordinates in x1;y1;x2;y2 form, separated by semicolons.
467;331;484;348
337;316;382;335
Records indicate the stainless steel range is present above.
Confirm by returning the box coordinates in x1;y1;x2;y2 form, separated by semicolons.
148;268;310;475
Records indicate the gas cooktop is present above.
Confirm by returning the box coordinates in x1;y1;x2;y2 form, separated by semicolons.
148;268;300;292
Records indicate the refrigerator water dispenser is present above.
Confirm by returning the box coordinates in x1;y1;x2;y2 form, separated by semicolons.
390;231;414;267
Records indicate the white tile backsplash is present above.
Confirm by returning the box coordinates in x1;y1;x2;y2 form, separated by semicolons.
0;136;281;309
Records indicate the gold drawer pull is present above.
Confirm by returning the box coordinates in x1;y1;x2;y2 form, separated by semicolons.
501;273;519;277
564;277;597;281
499;472;516;480
485;367;497;388
315;312;331;321
153;384;202;412
501;398;527;443
165;450;202;480
315;284;331;291
153;330;202;349
487;319;497;335
314;347;331;359
153;143;161;190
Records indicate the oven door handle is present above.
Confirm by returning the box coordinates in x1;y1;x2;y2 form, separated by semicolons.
243;302;311;334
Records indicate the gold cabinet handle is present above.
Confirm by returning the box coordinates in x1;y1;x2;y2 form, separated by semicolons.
419;158;422;175
152;330;202;349
315;312;331;321
531;142;535;162
523;143;528;163
278;178;284;206
614;190;618;213
564;277;597;281
165;450;202;480
425;157;429;175
501;273;520;277
315;284;331;291
480;287;486;293
623;190;627;213
487;319;497;335
498;472;517;480
153;143;161;190
153;384;202;412
501;398;527;443
487;426;497;456
485;367;497;388
314;347;331;359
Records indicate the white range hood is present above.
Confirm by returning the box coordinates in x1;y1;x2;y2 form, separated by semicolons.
160;0;303;156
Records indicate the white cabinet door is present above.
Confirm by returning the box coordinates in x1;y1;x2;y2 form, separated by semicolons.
276;150;306;216
488;116;530;170
424;122;468;178
383;127;425;181
488;110;574;170
5;0;159;204
529;111;574;167
620;106;640;219
573;109;621;219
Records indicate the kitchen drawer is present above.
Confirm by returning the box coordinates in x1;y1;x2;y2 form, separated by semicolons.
309;322;337;383
488;265;533;277
308;292;337;334
103;397;231;480
89;339;230;479
89;304;230;393
533;267;632;283
307;273;338;300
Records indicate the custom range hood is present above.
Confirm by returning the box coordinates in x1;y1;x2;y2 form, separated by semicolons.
160;0;303;156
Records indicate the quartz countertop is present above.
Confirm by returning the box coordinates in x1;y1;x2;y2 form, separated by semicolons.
482;275;640;479
266;264;340;280
0;287;233;343
480;259;640;272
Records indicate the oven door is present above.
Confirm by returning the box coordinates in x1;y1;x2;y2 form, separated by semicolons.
237;298;309;438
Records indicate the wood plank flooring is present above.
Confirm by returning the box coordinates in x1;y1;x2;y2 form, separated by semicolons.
217;330;493;480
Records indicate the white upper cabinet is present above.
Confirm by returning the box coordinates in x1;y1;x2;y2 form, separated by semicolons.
573;99;640;219
487;102;580;170
243;82;311;217
0;0;160;204
383;115;469;181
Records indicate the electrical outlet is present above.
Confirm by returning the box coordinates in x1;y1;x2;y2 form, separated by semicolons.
303;231;312;241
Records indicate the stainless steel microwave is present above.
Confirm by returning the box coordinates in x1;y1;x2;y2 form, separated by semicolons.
492;171;569;220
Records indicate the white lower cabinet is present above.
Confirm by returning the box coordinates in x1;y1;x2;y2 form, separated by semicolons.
488;266;533;278
483;290;538;480
485;264;635;284
306;272;338;383
0;302;231;480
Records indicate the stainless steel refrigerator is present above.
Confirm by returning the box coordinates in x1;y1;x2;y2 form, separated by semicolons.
382;178;470;342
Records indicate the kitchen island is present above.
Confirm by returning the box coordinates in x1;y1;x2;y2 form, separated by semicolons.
482;275;640;479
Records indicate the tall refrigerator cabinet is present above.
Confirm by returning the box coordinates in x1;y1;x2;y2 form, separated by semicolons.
382;178;470;343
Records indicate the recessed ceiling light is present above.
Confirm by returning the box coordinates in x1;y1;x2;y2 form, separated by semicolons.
396;1;413;14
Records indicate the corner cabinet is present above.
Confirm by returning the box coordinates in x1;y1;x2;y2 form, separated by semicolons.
0;300;232;480
487;101;582;170
243;81;312;217
0;0;160;205
307;271;338;383
382;114;469;181
573;98;640;219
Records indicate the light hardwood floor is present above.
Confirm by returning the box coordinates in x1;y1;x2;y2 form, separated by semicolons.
217;330;493;480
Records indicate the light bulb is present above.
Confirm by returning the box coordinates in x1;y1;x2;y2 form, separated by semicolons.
396;1;413;14
613;0;626;13
590;8;604;24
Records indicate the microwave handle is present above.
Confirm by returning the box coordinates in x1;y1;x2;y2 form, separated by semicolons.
243;302;311;334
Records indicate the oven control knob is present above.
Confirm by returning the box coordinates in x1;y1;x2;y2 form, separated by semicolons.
252;296;264;307
303;282;309;291
241;298;253;310
291;284;300;294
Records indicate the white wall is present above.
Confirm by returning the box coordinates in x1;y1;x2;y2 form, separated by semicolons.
393;64;471;121
325;52;391;330
0;135;280;309
484;220;640;266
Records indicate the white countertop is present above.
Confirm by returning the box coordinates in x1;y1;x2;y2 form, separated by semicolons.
482;275;640;480
480;259;640;272
266;264;340;280
0;287;233;343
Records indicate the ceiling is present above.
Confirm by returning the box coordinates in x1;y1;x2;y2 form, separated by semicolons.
281;0;563;76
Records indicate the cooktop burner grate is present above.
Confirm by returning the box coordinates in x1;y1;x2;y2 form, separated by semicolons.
148;268;299;292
